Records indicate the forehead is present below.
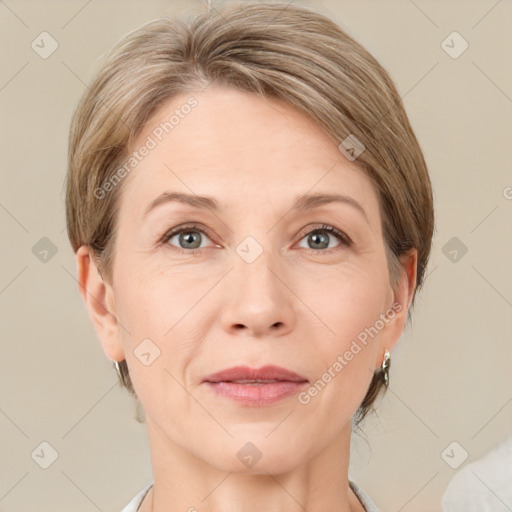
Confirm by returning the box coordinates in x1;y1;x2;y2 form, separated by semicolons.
120;86;379;221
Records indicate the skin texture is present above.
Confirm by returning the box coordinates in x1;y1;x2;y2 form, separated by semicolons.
77;85;417;512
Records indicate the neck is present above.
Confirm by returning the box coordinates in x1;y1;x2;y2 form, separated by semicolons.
139;416;365;512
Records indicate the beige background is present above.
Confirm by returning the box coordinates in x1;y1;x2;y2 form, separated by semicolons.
1;0;511;511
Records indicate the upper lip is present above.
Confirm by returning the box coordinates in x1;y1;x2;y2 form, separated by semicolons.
202;365;308;383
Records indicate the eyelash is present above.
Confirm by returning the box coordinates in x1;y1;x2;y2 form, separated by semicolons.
160;222;352;256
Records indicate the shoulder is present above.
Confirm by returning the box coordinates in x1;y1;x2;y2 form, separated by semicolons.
349;479;381;512
121;482;153;512
123;481;378;512
442;433;512;510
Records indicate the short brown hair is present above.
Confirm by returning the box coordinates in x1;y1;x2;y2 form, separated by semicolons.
65;1;435;427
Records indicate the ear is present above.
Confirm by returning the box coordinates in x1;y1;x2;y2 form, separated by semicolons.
75;245;125;362
375;248;418;368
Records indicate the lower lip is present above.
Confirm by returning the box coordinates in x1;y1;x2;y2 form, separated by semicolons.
204;381;308;406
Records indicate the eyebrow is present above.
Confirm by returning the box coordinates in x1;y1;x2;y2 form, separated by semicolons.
143;191;369;223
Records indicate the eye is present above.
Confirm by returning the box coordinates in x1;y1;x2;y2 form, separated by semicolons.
160;222;352;256
296;224;352;254
161;223;215;254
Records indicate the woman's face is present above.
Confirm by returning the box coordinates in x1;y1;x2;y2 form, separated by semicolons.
84;85;414;474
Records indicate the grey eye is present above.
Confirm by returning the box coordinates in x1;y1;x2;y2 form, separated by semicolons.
165;229;212;250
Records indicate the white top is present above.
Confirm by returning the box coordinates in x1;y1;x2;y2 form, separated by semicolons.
121;479;380;511
441;432;512;511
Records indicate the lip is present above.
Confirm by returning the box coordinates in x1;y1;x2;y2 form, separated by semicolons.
202;365;308;384
202;365;308;406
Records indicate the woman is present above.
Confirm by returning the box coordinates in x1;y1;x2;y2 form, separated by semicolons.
65;2;434;511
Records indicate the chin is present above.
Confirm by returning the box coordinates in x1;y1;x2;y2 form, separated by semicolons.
199;438;307;476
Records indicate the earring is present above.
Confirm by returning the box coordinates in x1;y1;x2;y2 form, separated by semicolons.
113;360;123;381
381;348;391;388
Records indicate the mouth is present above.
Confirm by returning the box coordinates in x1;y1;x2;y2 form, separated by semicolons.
202;365;308;406
202;364;308;384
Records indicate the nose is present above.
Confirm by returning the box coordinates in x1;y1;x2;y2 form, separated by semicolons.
220;246;296;338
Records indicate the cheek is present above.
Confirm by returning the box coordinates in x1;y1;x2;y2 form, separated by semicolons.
306;264;389;341
115;261;199;333
304;268;388;393
113;272;196;411
113;265;211;388
299;281;384;423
